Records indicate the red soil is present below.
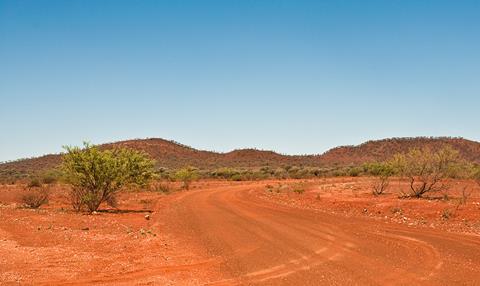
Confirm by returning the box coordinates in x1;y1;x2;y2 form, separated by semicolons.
1;179;480;285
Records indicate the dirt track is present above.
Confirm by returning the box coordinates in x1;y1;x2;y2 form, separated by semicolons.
1;181;480;285
164;183;480;285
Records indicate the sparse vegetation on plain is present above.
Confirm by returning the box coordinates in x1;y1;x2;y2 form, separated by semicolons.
4;137;480;184
2;140;480;285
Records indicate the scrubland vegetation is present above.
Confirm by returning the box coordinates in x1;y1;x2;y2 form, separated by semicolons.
365;146;476;199
2;141;480;214
2;141;480;285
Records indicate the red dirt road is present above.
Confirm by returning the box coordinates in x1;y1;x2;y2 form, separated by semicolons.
1;180;480;285
165;183;480;285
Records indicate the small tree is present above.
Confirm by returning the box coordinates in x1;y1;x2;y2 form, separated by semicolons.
392;146;465;198
367;162;394;196
62;142;156;212
174;167;198;190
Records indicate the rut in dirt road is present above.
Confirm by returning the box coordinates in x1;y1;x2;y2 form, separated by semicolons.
165;183;480;286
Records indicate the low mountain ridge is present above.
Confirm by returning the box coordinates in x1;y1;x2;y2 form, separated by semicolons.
320;137;480;166
1;137;479;179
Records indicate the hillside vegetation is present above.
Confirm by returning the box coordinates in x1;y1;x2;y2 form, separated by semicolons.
1;137;480;181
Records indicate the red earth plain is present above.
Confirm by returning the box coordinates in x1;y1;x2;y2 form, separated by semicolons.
1;178;480;285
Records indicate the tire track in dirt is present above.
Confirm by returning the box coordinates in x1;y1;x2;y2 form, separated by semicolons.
38;182;480;285
164;183;480;285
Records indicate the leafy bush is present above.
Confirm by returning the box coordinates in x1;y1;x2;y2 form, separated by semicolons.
348;167;363;177
174;167;198;189
40;170;61;184
332;168;348;177
230;174;243;181
287;166;300;178
41;175;56;185
22;186;49;208
211;168;242;180
27;178;42;188
62;142;156;212
274;168;288;179
156;167;173;180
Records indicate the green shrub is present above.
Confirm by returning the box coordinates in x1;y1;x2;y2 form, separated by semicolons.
260;166;274;176
348;167;362;177
174;167;198;190
62;142;156;212
39;169;62;185
274;168;288;179
211;168;242;180
41;176;56;185
332;169;348;177
27;178;42;188
230;174;243;181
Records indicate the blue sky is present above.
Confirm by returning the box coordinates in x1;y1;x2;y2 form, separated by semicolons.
1;0;479;161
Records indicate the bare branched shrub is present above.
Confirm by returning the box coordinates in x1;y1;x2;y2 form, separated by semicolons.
366;162;394;196
459;186;472;205
373;178;389;196
69;187;86;212
150;181;174;194
22;186;49;209
441;208;453;220
392;146;466;198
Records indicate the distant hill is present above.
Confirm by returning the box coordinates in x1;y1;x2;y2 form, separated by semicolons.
1;137;480;179
320;137;480;166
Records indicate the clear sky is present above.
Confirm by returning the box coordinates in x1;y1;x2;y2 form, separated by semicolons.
1;0;479;162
